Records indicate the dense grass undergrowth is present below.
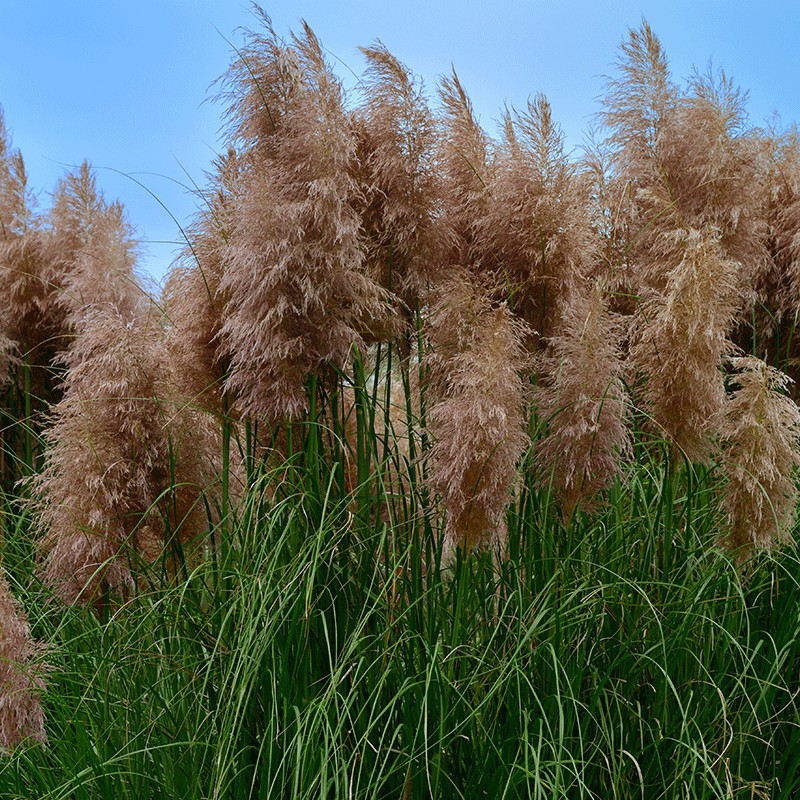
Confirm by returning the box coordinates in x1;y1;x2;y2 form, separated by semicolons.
2;377;799;799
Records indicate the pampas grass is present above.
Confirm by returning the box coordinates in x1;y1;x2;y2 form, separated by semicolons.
0;108;49;374
0;568;45;749
5;12;800;792
486;95;594;338
535;280;631;517
164;148;242;415
46;163;145;335
719;356;800;553
603;22;764;301
437;69;494;267
356;43;445;310
602;24;769;461
630;227;741;461
0;144;148;413
32;301;227;605
426;276;529;554
32;305;168;604
218;14;395;420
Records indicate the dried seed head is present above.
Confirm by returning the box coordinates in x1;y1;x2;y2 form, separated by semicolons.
426;276;530;554
219;17;395;419
437;69;495;267
165;148;242;414
0;569;46;749
630;228;741;461
356;42;446;307
536;280;632;516
0;110;48;370
486;95;596;337
33;305;168;604
719;356;800;554
48;163;143;331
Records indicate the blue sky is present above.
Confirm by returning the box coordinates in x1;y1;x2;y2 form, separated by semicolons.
1;1;798;285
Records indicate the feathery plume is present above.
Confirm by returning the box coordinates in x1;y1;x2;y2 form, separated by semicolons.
48;163;143;330
485;95;595;337
426;276;529;554
33;295;230;604
719;356;800;553
217;6;299;152
59;201;142;328
603;27;771;460
0;156;146;397
602;24;765;300
33;305;168;604
0;109;47;373
0;568;46;749
355;42;445;308
535;280;631;516
630;228;740;461
602;19;679;176
437;69;495;267
164;148;242;414
219;16;394;419
661;68;765;280
756;124;800;362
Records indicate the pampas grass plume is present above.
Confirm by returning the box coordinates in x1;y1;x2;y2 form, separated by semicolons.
630;228;740;461
719;356;800;553
356;42;445;307
426;277;529;554
485;95;594;337
0;569;46;749
437;69;494;266
165;148;242;414
536;280;631;516
0;108;47;372
48;163;143;330
33;305;168;604
219;16;394;419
